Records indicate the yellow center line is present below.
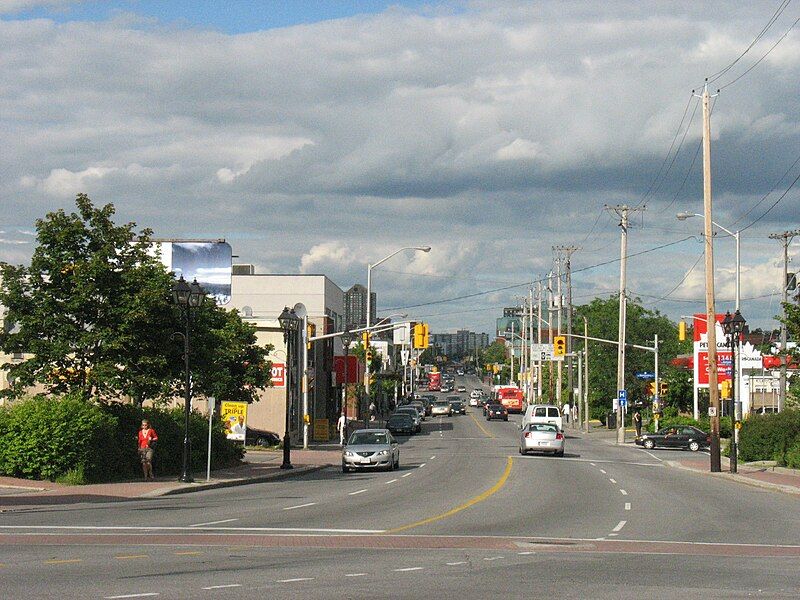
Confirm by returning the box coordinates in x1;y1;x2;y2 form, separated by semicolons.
386;456;513;534
44;559;83;565
114;554;149;560
175;551;202;556
469;411;495;439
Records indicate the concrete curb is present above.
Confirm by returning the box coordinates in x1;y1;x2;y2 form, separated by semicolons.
142;464;333;498
664;460;800;497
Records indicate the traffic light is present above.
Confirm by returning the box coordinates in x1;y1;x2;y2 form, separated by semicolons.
413;323;429;349
646;382;655;396
720;380;731;399
554;336;566;357
306;322;316;350
678;320;686;341
659;382;668;396
365;347;374;364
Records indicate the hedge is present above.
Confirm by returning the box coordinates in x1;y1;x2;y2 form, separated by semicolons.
738;410;800;465
0;395;243;483
645;407;732;438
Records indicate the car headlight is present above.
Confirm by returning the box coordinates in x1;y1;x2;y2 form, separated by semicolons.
344;451;355;457
377;450;388;456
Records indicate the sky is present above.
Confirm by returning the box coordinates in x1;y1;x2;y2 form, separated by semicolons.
1;0;799;336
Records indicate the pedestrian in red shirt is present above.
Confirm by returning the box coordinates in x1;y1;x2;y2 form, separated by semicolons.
137;419;158;480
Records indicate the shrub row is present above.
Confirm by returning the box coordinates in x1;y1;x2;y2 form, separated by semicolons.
738;410;800;466
0;395;243;483
645;407;732;438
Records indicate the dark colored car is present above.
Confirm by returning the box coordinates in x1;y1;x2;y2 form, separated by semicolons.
245;427;281;447
486;403;508;421
635;426;710;452
387;413;416;436
448;399;466;415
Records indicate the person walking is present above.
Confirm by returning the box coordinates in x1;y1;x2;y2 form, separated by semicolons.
137;419;158;480
633;410;643;438
562;401;570;424
337;412;347;446
369;401;377;422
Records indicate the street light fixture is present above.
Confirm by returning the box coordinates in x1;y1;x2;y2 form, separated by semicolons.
721;309;746;474
365;246;431;398
171;275;205;483
278;306;301;470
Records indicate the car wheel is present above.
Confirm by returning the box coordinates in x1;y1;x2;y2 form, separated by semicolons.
555;449;564;457
643;439;655;450
342;462;350;473
504;417;508;421
394;457;400;470
688;441;700;452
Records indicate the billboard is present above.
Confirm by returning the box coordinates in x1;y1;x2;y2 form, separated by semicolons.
154;240;232;305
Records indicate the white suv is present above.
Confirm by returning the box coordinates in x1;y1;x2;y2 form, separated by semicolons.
521;404;563;431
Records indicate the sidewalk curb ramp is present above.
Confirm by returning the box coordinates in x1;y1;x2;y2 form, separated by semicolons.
142;464;333;498
664;460;800;497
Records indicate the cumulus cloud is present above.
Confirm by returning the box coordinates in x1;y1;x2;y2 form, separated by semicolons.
1;2;798;331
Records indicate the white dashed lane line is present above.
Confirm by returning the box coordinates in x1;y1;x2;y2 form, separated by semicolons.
418;463;426;468
276;578;314;583
105;595;159;599
283;502;317;511
348;489;368;496
483;556;504;561
447;561;468;565
625;503;631;511
401;472;412;478
599;469;607;474
430;455;436;460
345;573;366;577
620;489;628;496
202;585;241;590
609;478;617;484
385;479;398;484
394;567;424;572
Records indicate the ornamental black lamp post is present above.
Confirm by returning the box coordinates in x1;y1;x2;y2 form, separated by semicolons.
172;275;205;483
341;328;354;420
721;309;746;474
278;306;301;470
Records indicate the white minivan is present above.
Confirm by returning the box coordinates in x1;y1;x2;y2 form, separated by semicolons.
521;404;563;431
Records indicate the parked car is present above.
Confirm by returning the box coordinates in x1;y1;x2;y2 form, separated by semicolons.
387;413;416;436
521;404;563;431
245;427;281;447
408;401;428;419
431;401;453;417
486;403;508;421
342;428;400;472
394;407;422;432
519;423;564;456
635;426;710;452
456;385;467;393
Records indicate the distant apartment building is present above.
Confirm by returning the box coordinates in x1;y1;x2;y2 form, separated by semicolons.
431;330;490;359
344;284;376;330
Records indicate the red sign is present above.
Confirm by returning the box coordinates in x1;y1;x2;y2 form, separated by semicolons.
271;363;286;388
693;313;732;387
333;356;362;385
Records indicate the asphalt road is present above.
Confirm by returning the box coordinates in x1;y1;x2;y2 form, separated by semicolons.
1;375;799;599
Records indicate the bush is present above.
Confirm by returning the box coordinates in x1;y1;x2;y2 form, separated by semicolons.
0;395;118;482
738;410;800;465
0;396;243;483
785;442;800;469
645;412;731;438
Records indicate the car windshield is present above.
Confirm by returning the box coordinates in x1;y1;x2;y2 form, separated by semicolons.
434;402;449;407
527;424;557;433
349;431;389;445
389;415;411;422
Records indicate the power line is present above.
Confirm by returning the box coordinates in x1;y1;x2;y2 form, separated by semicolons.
384;236;695;312
731;151;800;227
707;0;793;84
739;169;800;232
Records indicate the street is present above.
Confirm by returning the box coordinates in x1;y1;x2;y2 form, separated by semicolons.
1;376;798;599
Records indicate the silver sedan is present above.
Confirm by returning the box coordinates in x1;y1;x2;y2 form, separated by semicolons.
342;429;400;473
519;423;564;457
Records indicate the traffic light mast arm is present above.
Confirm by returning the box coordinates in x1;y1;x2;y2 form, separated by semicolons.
565;332;656;353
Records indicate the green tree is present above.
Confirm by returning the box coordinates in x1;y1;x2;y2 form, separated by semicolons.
0;195;272;404
480;340;508;366
574;296;689;419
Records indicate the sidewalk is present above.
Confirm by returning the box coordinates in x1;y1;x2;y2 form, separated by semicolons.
0;448;340;511
665;456;800;496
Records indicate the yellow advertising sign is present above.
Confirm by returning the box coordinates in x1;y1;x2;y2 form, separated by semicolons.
313;418;330;442
221;401;248;441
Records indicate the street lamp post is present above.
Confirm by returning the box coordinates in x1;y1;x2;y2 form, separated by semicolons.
365;246;431;398
722;310;746;474
171;275;205;484
341;328;354;424
278;306;301;470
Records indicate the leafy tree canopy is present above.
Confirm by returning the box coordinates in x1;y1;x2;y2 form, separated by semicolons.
0;195;272;404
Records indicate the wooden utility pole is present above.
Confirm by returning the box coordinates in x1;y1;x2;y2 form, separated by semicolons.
605;204;645;444
536;281;543;400
547;270;555;401
555;253;563;409
769;229;800;412
555;246;580;411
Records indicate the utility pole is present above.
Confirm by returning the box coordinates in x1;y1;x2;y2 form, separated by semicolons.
695;81;722;472
583;315;590;434
605;204;645;444
769;229;800;412
554;253;563;409
529;286;534;402
547;271;555;401
555;245;580;411
536;281;543;401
